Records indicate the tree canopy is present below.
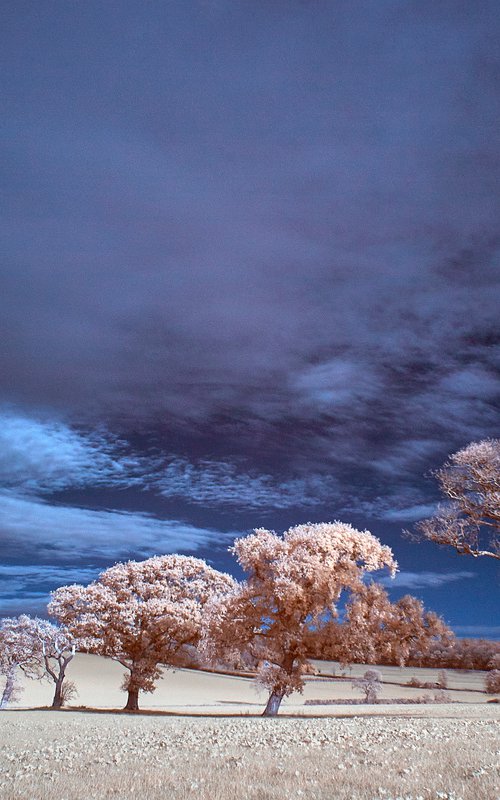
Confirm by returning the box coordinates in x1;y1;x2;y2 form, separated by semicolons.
49;554;235;710
415;439;500;560
201;521;397;715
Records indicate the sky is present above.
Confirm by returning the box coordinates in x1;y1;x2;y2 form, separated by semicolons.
1;1;499;638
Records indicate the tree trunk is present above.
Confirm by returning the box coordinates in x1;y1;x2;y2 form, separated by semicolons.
262;689;285;717
51;676;64;709
124;686;140;711
45;649;75;709
0;666;17;709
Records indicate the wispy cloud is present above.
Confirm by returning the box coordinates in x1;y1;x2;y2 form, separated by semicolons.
292;358;382;410
0;491;234;563
0;564;101;617
0;409;147;494
154;458;338;509
340;488;438;523
453;625;500;639
380;571;476;589
0;409;340;510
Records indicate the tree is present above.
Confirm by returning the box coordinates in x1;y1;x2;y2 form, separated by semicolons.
418;637;500;670
485;670;500;694
0;616;77;709
201;521;396;716
415;439;500;560
49;555;235;710
0;615;41;709
331;582;454;667
488;653;500;671
352;669;382;703
28;619;76;708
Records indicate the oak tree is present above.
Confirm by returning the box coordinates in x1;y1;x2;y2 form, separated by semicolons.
352;669;382;703
415;439;500;560
331;582;454;667
201;521;396;716
49;555;235;710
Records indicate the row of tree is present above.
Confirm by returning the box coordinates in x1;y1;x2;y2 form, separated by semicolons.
1;521;456;716
2;437;498;715
405;637;500;671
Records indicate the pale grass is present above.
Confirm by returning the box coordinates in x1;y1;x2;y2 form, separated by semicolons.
0;710;499;800
1;657;498;799
1;654;494;712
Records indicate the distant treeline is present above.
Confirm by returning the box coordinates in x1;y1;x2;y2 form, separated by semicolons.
308;637;500;671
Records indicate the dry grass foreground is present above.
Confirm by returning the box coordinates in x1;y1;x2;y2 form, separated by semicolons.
1;655;499;799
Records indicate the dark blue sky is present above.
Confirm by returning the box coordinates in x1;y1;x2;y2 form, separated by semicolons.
1;1;499;636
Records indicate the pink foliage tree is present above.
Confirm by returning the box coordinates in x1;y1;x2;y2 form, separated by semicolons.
49;555;235;710
331;582;454;667
201;522;396;716
415;439;500;560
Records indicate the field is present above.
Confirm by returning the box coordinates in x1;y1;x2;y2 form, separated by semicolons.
0;655;499;800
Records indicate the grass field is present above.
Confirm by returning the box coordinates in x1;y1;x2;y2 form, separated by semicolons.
0;656;498;799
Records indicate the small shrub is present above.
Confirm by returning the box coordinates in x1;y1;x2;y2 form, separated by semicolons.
406;676;441;689
437;670;448;688
485;669;500;694
414;691;453;704
305;694;455;705
60;679;78;706
432;689;450;703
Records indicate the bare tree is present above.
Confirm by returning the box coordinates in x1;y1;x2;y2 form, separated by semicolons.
415;439;500;560
1;617;77;709
201;521;396;716
30;620;76;708
49;555;235;710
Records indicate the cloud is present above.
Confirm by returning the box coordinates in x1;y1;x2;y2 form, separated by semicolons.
0;491;234;563
154;458;338;509
452;625;500;639
379;571;476;589
0;3;499;537
0;564;101;617
339;486;438;523
1;2;499;479
439;366;500;399
377;504;437;523
292;359;382;410
0;407;342;510
0;409;147;494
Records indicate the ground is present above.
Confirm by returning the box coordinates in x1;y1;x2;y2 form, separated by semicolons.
0;656;498;799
